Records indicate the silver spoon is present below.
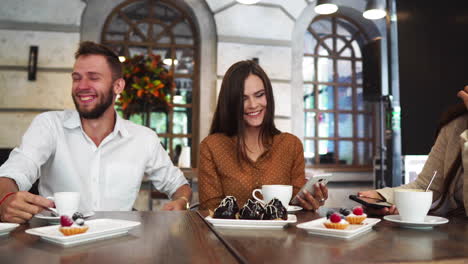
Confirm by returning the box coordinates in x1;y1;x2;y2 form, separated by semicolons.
425;171;437;192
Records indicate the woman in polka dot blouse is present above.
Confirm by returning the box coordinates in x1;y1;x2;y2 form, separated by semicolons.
198;60;328;211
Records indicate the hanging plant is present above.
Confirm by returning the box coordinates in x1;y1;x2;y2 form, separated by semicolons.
117;54;174;118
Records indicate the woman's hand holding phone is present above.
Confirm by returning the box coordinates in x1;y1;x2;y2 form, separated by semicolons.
357;190;398;216
296;183;328;211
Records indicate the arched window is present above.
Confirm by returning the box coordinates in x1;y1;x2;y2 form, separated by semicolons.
303;15;374;170
101;0;198;163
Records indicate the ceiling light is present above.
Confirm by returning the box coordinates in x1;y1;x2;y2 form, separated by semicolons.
314;0;338;15
236;0;261;4
363;0;387;20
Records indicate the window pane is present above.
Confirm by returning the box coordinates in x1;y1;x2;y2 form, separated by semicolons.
357;141;372;165
304;84;315;109
337;38;346;54
303;57;315;81
317;58;333;83
150;111;167;134
356;61;363;84
129;113;144;125
318;85;334;110
338;141;353;165
338;114;353;137
159;137;169;150
304;140;315;166
175;48;194;74
340;45;352;58
337;60;352;83
173;107;189;134
318;140;335;164
357;114;373;138
352;40;362;58
174;78;193;104
324;38;333;51
318;113;334;137
338;87;352;110
357;87;364;110
173;20;193;45
304;112;316;137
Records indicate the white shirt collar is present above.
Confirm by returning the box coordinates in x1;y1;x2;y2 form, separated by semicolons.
62;109;131;138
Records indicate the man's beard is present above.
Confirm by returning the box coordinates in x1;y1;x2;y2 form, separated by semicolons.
73;87;115;119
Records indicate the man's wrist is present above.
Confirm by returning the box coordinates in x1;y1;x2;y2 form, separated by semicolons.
174;196;190;210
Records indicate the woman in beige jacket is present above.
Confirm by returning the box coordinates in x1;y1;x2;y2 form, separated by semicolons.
359;87;468;217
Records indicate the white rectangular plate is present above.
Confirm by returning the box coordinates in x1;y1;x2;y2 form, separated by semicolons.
297;217;381;239
205;214;297;229
0;223;19;236
25;219;140;247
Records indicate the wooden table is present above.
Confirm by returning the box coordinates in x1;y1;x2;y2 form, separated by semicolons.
2;210;468;264
0;211;238;264
208;211;468;264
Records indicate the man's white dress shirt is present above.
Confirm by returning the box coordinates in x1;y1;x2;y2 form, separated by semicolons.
0;110;188;211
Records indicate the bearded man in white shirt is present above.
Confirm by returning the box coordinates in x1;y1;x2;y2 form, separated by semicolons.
0;41;192;223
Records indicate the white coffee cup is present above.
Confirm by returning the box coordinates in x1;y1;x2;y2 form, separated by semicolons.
252;185;292;208
47;192;80;217
394;189;433;222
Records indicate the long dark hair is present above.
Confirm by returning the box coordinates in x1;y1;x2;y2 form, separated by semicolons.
210;60;280;162
430;103;467;214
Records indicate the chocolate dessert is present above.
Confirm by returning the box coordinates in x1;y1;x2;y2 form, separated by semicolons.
263;198;288;220
239;199;265;220
213;196;239;219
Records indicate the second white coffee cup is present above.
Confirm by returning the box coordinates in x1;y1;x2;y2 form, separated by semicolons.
252;185;292;208
47;192;80;217
394;189;432;222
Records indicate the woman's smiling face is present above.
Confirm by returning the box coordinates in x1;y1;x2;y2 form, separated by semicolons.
243;74;267;129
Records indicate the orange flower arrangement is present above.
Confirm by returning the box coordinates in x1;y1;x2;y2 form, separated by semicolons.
117;54;174;117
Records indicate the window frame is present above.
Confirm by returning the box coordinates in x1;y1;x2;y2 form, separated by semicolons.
303;15;375;171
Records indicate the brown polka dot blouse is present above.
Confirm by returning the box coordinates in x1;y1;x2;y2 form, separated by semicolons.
198;132;306;210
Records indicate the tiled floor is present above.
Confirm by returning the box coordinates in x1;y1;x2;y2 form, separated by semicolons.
134;181;374;211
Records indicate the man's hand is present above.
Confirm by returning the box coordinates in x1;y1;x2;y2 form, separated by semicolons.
296;183;329;211
357;190;398;216
162;198;188;211
0;191;54;223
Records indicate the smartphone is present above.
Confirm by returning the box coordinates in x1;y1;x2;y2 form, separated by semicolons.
290;174;332;205
349;194;393;209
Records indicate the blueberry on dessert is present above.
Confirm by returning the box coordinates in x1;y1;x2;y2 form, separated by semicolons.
213;196;239;219
339;208;351;216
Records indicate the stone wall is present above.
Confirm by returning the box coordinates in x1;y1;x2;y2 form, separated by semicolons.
0;0;85;148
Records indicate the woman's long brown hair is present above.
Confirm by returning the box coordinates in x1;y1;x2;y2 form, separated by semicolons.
430;103;467;213
209;60;280;164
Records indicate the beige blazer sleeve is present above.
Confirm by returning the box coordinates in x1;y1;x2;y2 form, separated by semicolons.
377;116;467;204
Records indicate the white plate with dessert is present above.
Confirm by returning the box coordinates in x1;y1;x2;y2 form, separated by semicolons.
206;214;297;229
0;223;20;236
297;217;381;239
26;218;140;247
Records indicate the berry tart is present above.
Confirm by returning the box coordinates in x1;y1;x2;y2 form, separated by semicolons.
323;212;349;230
59;212;89;236
346;206;367;224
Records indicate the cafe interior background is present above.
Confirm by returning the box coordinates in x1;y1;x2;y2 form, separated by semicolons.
0;0;467;210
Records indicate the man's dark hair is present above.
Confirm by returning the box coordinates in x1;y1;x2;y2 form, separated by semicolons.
75;41;122;81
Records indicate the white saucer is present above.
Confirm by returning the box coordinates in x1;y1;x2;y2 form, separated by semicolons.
287;205;303;212
383;215;449;229
34;211;95;223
